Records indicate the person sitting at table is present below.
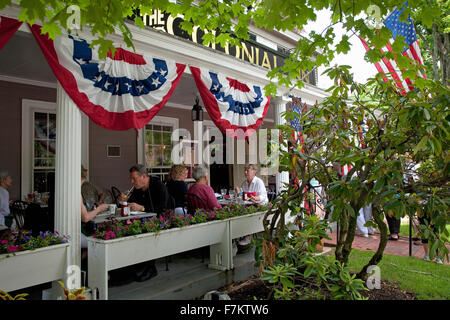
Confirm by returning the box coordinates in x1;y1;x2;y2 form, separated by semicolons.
80;197;109;253
187;166;222;211
118;164;171;283
123;164;171;215
234;164;268;249
0;169;14;228
80;168;109;256
166;164;188;216
235;164;268;204
81;165;108;210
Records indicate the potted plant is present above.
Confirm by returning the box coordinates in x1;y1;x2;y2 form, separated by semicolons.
0;230;69;293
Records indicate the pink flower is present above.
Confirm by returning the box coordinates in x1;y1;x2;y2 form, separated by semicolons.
1;240;8;245
6;246;18;252
160;216;164;221
106;231;117;239
93;234;97;238
105;236;110;240
185;222;189;225
126;219;131;224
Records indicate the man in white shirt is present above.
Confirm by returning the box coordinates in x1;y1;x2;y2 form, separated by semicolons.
234;164;268;248
235;164;268;204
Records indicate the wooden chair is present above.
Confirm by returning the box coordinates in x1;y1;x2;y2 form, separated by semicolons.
111;186;122;207
10;200;28;230
185;193;208;215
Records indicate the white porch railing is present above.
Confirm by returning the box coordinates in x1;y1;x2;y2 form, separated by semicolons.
0;243;69;293
87;211;268;300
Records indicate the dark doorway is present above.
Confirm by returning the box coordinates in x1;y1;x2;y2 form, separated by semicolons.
208;133;231;193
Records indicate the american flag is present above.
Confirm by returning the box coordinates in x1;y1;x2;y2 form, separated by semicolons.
360;3;426;94
289;96;303;132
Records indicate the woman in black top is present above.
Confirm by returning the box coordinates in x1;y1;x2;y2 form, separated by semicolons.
166;165;188;215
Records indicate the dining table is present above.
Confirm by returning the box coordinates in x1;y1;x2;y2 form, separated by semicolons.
217;197;263;206
93;210;157;224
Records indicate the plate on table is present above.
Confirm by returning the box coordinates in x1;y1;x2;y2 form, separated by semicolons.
243;200;263;205
129;211;144;215
96;212;113;218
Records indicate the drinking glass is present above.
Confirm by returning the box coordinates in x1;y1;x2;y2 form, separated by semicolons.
229;190;236;201
220;188;227;199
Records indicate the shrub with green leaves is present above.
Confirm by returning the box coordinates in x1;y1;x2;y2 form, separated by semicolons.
258;215;367;300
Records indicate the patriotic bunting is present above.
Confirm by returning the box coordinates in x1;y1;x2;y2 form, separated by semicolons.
29;24;185;130
190;66;270;137
1;16;273;134
0;16;23;50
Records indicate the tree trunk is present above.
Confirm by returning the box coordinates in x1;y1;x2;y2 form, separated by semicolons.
342;215;357;264
432;23;440;82
335;211;349;262
443;32;449;87
356;207;388;280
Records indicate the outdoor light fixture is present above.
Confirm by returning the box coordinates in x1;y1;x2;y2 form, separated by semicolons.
191;97;203;121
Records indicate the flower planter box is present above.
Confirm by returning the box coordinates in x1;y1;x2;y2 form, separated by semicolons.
87;219;231;300
0;243;69;293
229;211;267;240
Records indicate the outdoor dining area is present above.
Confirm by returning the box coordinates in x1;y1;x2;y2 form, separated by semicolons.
0;162;282;300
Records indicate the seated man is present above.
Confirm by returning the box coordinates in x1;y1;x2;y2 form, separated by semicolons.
234;164;268;249
187;166;221;211
235;164;268;204
125;164;170;215
116;164;170;283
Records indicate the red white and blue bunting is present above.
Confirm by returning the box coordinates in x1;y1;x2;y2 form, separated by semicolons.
190;66;270;137
0;16;23;50
29;24;186;130
0;16;273;133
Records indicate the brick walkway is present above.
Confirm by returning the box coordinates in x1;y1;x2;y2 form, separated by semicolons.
324;231;450;265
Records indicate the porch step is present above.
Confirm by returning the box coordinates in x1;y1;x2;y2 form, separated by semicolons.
108;248;259;300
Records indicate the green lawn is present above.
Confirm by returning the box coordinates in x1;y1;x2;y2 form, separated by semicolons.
345;249;450;300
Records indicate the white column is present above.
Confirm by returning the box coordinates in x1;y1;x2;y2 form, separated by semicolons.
194;120;203;166
81;113;89;176
274;97;289;194
55;83;82;285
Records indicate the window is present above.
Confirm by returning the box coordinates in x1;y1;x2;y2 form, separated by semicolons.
21;99;89;199
140;116;179;182
33;111;56;193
